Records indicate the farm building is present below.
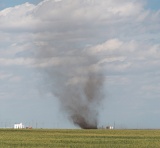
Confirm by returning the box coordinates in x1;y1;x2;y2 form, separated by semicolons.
106;126;114;129
14;123;25;129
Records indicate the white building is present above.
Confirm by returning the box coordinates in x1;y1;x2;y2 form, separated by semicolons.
14;123;24;129
106;126;114;129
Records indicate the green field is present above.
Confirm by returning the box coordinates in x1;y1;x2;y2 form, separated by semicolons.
0;129;160;147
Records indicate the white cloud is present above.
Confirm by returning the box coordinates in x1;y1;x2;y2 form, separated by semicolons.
0;0;159;72
90;39;123;53
0;0;159;73
106;1;143;17
0;3;36;32
98;56;126;64
0;58;34;67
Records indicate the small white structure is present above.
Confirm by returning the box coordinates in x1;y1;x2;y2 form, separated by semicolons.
106;126;114;129
14;123;24;129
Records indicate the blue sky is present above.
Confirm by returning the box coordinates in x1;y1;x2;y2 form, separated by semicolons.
146;0;160;10
0;0;42;10
0;0;160;129
1;0;160;11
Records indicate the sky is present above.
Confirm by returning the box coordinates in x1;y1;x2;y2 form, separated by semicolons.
0;0;160;129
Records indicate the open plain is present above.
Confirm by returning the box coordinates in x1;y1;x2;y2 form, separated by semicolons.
0;129;160;147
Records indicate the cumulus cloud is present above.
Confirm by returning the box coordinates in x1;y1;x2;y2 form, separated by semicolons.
0;0;159;72
0;0;159;74
0;58;34;67
0;3;36;32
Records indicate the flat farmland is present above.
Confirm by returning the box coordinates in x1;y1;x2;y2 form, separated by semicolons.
0;129;160;147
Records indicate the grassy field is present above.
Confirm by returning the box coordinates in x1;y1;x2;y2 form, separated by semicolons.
0;129;160;147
